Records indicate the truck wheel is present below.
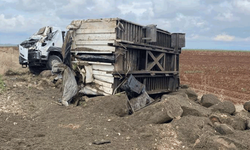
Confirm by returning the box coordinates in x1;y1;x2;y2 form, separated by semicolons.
47;55;62;70
29;66;43;75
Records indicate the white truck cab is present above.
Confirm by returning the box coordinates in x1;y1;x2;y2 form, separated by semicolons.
19;26;65;74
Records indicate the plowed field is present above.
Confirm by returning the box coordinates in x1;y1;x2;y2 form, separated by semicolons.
180;50;250;104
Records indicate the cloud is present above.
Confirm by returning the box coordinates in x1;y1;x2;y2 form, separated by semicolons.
215;11;239;21
213;34;235;42
0;14;25;32
243;37;250;42
0;0;250;50
118;2;154;18
233;0;250;14
56;0;120;19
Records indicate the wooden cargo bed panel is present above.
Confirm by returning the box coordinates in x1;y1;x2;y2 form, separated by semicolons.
79;21;117;29
92;64;114;72
75;33;116;41
75;28;116;34
94;79;113;88
75;40;114;45
94;75;114;84
73;45;115;52
73;19;117;52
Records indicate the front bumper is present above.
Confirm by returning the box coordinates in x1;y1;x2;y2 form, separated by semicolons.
19;56;28;67
28;51;43;66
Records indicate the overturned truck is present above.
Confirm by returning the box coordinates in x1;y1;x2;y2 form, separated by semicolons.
63;18;185;96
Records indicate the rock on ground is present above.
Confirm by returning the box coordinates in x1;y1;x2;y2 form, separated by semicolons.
235;110;250;120
243;101;250;112
170;89;198;101
180;84;189;89
194;130;250;150
200;94;221;108
171;116;214;144
194;134;237;150
214;122;234;135
246;120;250;129
209;113;246;131
168;89;189;99
210;101;236;115
129;99;183;125
185;89;198;101
230;117;246;130
162;94;211;117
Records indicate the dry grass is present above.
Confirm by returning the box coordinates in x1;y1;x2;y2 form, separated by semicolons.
0;46;27;75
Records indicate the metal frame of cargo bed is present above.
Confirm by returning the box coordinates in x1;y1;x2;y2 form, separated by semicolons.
68;18;185;95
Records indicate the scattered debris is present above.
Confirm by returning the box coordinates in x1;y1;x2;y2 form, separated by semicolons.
121;75;145;95
129;91;154;112
52;62;78;106
120;75;155;112
93;140;111;145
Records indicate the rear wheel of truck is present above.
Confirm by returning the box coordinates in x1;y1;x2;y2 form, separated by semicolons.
47;55;62;70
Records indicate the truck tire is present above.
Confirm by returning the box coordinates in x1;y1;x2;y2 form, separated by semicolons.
29;66;43;75
47;55;62;70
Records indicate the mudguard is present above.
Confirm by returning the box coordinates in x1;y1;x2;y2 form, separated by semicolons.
47;46;62;53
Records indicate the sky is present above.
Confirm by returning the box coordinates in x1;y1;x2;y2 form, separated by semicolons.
0;0;250;50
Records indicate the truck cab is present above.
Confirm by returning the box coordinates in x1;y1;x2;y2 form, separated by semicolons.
19;26;65;74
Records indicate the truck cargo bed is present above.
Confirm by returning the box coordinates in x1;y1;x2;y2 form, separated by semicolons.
65;18;185;95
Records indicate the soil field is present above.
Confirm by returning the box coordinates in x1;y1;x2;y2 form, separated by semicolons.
180;50;250;104
1;47;250;149
0;46;22;75
0;47;182;149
